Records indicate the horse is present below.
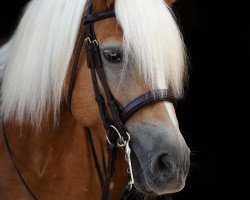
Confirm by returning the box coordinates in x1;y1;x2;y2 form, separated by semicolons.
0;0;190;199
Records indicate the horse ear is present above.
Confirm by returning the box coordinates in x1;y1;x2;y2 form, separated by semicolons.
166;0;177;5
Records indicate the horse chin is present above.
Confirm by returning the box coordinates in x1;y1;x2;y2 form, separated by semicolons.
121;186;173;200
129;151;166;198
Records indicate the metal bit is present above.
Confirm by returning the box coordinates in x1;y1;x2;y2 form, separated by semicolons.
125;140;134;190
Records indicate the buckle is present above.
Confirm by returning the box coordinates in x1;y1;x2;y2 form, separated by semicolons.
84;37;99;47
84;37;92;45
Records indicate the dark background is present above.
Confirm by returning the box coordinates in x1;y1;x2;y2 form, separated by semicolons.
1;0;249;199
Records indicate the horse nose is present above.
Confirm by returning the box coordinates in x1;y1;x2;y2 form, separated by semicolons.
153;150;190;181
155;153;174;175
158;153;172;171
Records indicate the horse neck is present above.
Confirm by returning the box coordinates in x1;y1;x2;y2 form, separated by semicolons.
2;107;128;198
4;108;82;166
1;107;101;197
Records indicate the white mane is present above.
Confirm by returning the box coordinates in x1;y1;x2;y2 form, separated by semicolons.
0;0;88;125
0;40;12;79
0;0;187;126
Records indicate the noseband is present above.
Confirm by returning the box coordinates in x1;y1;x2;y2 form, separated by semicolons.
1;2;176;200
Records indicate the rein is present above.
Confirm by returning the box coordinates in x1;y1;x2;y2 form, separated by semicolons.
1;2;175;200
1;124;38;200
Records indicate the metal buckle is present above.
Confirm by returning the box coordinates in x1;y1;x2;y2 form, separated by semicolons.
92;39;99;46
125;138;134;190
84;37;92;44
84;37;99;46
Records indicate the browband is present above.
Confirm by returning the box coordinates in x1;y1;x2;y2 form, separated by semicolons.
83;9;115;24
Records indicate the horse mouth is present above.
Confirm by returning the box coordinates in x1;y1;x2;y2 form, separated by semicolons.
121;186;173;200
129;148;186;198
130;149;172;198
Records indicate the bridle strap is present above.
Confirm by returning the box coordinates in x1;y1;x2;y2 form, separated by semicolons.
101;142;117;200
83;9;115;24
95;66;127;135
82;5;128;141
120;89;176;123
68;7;115;112
67;27;87;110
85;128;105;187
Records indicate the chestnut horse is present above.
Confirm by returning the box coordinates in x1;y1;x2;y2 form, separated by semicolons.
0;0;190;199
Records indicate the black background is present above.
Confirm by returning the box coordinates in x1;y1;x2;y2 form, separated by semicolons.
1;0;249;199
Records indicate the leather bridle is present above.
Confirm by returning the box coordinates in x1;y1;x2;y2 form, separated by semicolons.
1;2;176;200
67;2;176;199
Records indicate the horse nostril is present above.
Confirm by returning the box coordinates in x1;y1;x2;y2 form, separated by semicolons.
158;153;170;170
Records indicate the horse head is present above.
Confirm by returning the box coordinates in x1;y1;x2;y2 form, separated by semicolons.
0;0;190;198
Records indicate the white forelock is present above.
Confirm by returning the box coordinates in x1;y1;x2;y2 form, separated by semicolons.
0;0;187;126
115;0;187;95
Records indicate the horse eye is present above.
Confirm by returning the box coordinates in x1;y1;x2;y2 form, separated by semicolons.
102;49;122;63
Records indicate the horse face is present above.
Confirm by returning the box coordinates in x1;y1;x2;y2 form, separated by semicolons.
70;1;190;196
99;42;190;195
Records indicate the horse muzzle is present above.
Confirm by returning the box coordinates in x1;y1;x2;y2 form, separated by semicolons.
127;122;190;195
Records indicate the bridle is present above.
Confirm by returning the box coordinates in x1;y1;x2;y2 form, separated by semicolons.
67;2;176;199
1;2;176;200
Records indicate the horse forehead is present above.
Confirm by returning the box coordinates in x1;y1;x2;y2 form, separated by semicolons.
92;0;176;41
95;18;123;42
93;0;115;11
